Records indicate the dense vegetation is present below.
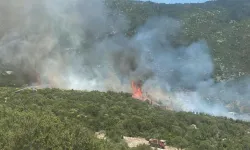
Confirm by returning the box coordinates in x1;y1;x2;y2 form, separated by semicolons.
1;0;250;149
107;0;250;81
0;87;250;150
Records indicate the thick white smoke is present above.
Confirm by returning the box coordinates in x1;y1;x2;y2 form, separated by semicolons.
0;0;249;121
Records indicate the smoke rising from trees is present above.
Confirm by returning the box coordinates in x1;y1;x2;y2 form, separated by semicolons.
0;0;249;121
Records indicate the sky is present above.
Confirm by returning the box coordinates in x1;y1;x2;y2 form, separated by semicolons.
139;0;209;4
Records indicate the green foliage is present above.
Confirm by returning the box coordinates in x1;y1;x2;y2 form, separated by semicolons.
2;0;250;85
1;0;250;84
106;0;250;81
130;144;152;150
0;106;127;150
0;87;250;149
172;136;188;149
1;0;250;149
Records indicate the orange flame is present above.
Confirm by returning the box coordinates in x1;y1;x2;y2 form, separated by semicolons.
131;81;143;100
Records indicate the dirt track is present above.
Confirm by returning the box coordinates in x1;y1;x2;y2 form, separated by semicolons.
123;136;179;150
95;132;179;150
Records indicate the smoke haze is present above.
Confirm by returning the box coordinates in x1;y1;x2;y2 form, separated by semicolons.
0;0;249;121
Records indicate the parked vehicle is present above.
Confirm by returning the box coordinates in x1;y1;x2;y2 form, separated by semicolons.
149;139;166;149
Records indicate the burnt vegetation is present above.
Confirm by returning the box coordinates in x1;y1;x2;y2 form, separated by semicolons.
1;0;250;149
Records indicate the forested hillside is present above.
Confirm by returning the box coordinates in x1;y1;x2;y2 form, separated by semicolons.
107;0;250;81
1;0;250;149
1;0;250;84
1;87;250;149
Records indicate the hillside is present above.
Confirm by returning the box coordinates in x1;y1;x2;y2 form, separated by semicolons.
1;87;250;150
108;0;250;80
1;0;250;115
1;0;250;84
1;0;250;149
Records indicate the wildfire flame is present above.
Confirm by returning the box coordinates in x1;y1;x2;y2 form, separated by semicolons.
131;81;144;100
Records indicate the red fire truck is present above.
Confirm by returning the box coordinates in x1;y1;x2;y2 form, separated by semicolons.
149;139;166;149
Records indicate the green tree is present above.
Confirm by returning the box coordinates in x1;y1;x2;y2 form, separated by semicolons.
172;136;189;149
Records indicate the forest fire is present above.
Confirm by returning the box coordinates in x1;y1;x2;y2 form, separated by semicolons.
131;81;144;101
131;80;170;109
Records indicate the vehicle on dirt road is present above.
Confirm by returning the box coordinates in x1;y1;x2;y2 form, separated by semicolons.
149;139;166;149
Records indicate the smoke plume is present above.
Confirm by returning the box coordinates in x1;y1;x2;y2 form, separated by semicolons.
0;0;249;121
